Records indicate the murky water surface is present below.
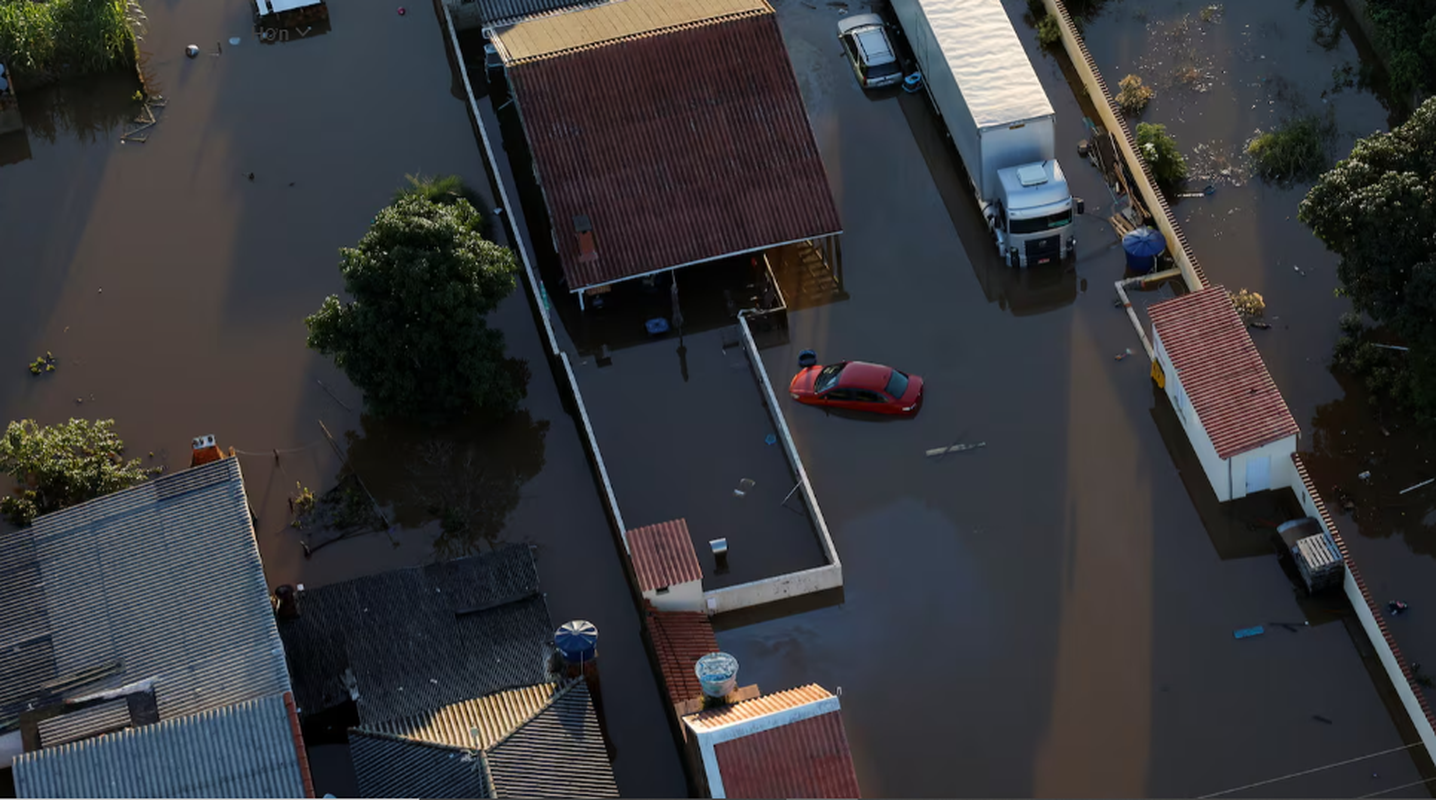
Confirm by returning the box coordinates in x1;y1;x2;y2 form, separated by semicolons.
0;1;684;794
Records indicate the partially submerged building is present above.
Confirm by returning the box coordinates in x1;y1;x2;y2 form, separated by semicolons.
278;544;618;798
0;441;311;797
490;0;843;308
1149;285;1301;501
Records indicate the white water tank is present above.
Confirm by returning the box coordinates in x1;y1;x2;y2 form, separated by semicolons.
696;652;739;699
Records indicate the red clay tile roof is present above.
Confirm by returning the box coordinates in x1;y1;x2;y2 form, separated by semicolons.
507;12;841;291
685;684;833;731
701;690;860;799
1149;286;1300;459
627;519;702;592
644;606;719;707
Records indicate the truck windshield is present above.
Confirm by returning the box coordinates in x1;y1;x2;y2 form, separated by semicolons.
1009;209;1073;234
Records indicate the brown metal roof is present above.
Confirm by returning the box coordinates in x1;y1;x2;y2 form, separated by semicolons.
627;519;703;593
1149;286;1300;459
507;11;841;291
712;710;861;799
644;605;719;707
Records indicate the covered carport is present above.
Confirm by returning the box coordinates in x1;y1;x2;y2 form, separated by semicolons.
491;0;843;310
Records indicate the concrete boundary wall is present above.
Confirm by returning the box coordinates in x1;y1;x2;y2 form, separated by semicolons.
700;314;844;615
1290;454;1436;759
1040;0;1210;293
1044;0;1436;761
440;2;628;552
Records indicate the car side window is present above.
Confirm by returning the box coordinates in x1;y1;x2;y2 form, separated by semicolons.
840;34;859;64
825;388;856;402
855;390;885;403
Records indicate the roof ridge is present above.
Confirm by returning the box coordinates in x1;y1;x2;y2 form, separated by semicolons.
484;677;586;751
349;726;479;754
508;6;772;66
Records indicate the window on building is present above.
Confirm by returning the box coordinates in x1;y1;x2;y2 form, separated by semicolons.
655;586;670;595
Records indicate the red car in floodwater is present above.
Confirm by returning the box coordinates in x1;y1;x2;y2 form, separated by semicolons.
789;360;924;416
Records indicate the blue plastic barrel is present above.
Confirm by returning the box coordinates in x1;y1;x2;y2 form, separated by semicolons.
1122;226;1167;274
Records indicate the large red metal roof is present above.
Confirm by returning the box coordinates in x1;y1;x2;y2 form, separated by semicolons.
1149;286;1300;459
644;605;719;708
707;694;860;799
626;519;703;593
507;11;841;291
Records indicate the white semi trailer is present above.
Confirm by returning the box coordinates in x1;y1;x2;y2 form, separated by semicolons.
891;0;1082;267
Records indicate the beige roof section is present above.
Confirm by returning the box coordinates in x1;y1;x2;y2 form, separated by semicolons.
491;0;773;65
357;683;562;750
684;684;835;732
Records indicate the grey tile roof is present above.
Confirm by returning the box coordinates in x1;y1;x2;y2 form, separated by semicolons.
361;682;561;749
0;457;290;739
486;680;618;798
12;693;308;799
471;0;596;27
279;544;560;725
349;731;492;798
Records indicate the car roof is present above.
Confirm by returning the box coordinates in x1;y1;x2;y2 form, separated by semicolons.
839;15;896;66
838;361;895;391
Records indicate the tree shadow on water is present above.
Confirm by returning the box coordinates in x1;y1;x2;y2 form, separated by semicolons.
341;409;550;561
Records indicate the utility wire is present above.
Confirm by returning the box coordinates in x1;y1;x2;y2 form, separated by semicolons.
1358;775;1436;799
231;441;325;457
1198;742;1426;798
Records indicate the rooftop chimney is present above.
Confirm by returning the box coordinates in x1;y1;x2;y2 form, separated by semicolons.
191;434;225;468
574;215;598;264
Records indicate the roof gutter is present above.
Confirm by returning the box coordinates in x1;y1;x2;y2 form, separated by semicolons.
569;231;843;295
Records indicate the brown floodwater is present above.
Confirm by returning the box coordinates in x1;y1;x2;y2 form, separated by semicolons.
0;0;685;794
695;0;1433;795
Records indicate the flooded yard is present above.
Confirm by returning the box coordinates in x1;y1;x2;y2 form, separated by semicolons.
703;0;1433;795
0;0;685;794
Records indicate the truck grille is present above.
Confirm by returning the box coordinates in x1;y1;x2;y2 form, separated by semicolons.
1024;235;1061;266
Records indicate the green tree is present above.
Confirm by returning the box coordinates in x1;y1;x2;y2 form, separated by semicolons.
1300;97;1436;411
1137;122;1188;190
0;418;159;527
306;192;527;421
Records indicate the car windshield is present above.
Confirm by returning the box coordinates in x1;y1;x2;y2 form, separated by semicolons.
885;370;908;398
1009;208;1074;234
814;364;846;394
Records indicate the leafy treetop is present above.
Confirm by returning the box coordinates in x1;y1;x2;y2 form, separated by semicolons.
0;418;160;527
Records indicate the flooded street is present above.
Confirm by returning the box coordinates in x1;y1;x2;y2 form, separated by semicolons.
704;0;1431;795
0;0;685;795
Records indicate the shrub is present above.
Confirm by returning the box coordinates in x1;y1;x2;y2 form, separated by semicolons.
1037;15;1062;48
1230;289;1265;319
1247;114;1333;182
1117;74;1155;115
1136;122;1189;189
0;0;138;89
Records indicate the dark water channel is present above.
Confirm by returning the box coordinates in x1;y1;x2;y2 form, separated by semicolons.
0;0;684;795
698;0;1434;795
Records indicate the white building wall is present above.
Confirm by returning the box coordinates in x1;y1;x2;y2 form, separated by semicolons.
644;579;704;613
1154;332;1231;501
1228;435;1299;499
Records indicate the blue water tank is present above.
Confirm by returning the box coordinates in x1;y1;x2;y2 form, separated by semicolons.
695;652;739;698
1122;227;1167;274
555;620;598;664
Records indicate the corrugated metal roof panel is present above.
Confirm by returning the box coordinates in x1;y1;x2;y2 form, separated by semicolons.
37;699;132;747
685;684;834;732
471;0;592;28
13;693;307;799
712;709;860;799
1150;286;1301;459
0;458;291;738
491;0;771;63
280;545;560;725
645;607;718;707
507;12;841;291
349;731;492;799
486;680;618;798
362;683;560;749
627;519;702;593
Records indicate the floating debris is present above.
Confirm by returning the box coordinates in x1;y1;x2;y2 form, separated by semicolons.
1233;626;1265;639
925;442;987;458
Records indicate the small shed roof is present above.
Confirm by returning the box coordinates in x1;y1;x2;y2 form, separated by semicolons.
506;9;840;291
0;457;290;741
1149;285;1300;459
644;605;719;707
627;519;703;592
13;693;310;799
683;685;860;799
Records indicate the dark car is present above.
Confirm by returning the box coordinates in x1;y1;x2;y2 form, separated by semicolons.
789;360;924;416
